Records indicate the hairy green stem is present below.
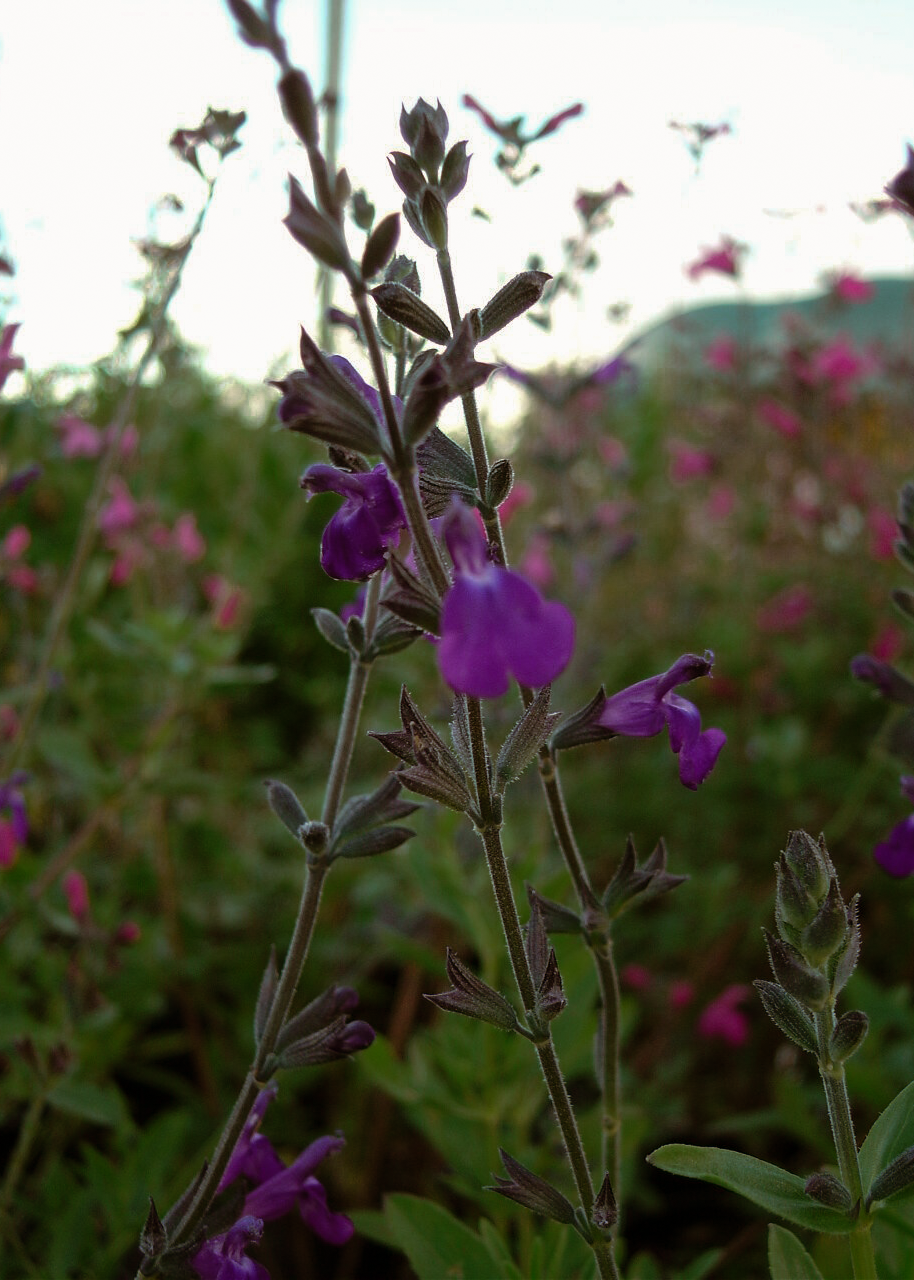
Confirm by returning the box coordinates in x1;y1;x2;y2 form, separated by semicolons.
437;245;623;1240
814;1004;877;1280
5;186;215;777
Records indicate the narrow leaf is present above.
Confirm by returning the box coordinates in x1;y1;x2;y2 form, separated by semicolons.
646;1145;855;1234
767;1224;826;1280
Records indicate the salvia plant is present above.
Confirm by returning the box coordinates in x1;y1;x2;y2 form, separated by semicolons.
4;3;914;1279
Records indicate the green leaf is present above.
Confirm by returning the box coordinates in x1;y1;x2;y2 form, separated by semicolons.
860;1080;914;1196
768;1224;826;1278
382;1193;513;1279
47;1079;131;1129
646;1145;855;1234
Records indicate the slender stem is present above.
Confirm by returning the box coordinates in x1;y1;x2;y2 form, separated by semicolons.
478;822;536;1014
350;288;450;596
5;189;215;777
316;0;345;350
814;1004;878;1280
152;585;381;1266
322;572;381;828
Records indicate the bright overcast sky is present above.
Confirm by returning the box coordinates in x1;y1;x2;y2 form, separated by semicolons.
2;0;913;397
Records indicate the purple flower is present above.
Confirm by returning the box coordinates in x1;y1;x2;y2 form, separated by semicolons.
437;498;575;698
193;1216;271;1280
598;653;726;789
301;463;406;581
874;776;914;877
194;1085;354;1274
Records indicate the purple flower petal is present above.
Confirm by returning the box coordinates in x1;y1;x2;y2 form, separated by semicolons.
193;1216;271;1280
598;677;667;737
244;1135;345;1222
438;569;575;698
678;727;727;790
874;815;914;877
302;464;406;581
296;1175;356;1246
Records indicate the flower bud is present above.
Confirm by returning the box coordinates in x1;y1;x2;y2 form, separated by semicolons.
868;1144;914;1206
440;140;471;202
265;780;308;837
829;1009;869;1063
775;856;817;932
804;1172;854;1214
784;831;831;904
801;878;848;967
420;186;449;250
763;929;829;1011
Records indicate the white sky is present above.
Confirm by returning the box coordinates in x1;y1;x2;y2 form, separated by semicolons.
2;0;913;400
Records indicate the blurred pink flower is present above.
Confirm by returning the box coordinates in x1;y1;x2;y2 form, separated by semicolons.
685;236;745;281
98;477;139;536
497;482;533;525
0;819;20;868
704;335;738;372
621;963;652;992
2;525;31;559
871;622;905;663
113;424;140;457
829;272;874;303
597;435;628;469
174;512;207;562
0;324;25;392
867;507;897;560
0;705;20;741
757;398;802;439
115;920;142;945
56;413;105;458
756;583;813;634
150;523;172;549
668;979;695;1010
669;440;714;483
706;485;736;520
519;532;555;588
698;984;751;1047
63;870;90;923
6;565;38;594
203;575;244;629
810;336;876;387
109;540;146;587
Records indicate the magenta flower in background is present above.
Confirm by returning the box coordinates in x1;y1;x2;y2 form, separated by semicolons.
757;398;802;439
0;324;25;393
756;583;813;634
437;498;575;698
98;477;139;536
698;984;751;1047
301;463;406;581
829;272;875;304
867;506;897;561
620;963;652;992
704;335;738;372
598;652;726;790
63;870;90;923
668;441;715;484
519;532;554;589
173;512;207;562
810;336;874;387
56;413;105;459
668;979;696;1011
685;236;745;281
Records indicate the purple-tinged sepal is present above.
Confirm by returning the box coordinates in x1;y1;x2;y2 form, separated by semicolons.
424;948;520;1032
487;1149;577;1225
804;1173;855;1215
494;686;561;793
829;1009;868;1063
284;174;351;271
478;271;552;341
370;281;451;344
753;980;817;1054
867;1144;914;1208
592;1172;618;1232
601;835;686;920
850;654;914;705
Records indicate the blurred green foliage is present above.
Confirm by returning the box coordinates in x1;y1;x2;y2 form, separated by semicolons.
2;304;914;1279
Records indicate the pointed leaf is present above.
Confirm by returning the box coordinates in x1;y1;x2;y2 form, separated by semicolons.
860;1080;914;1196
767;1224;826;1279
382;1192;512;1280
646;1145;855;1234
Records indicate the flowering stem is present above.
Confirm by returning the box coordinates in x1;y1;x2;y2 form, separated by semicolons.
539;756;622;1201
4;186;216;778
316;0;346;351
147;584;381;1271
814;1004;877;1280
435;248;507;561
350;287;450;596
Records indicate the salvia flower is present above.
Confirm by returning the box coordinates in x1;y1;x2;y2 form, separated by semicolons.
437;498;575;698
301;463;406;581
698;984;752;1047
194;1084;354;1275
873;778;914;878
598;652;726;789
685;235;745;281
